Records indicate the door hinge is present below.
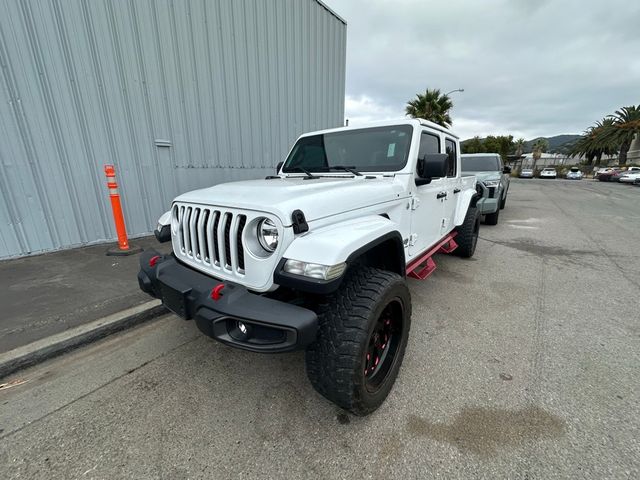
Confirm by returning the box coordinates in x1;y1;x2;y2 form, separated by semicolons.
409;233;418;246
411;197;420;210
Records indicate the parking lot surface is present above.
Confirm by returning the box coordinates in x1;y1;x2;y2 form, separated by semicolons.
1;179;638;479
0;236;171;353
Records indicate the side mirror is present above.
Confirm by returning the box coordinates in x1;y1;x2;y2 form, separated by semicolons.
416;153;448;185
503;165;512;174
276;161;284;174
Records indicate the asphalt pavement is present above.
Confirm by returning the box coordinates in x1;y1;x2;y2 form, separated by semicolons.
1;179;639;479
0;236;170;353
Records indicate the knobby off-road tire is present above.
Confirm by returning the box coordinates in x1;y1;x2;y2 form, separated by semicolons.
455;205;480;257
484;206;500;225
305;266;411;416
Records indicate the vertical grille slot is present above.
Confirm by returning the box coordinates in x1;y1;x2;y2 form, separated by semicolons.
177;206;185;252
216;212;227;268
224;213;233;269
236;215;246;272
205;210;216;265
211;211;221;265
183;207;192;255
188;207;199;257
197;209;209;262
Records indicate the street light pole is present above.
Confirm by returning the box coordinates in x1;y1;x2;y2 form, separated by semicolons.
445;88;464;96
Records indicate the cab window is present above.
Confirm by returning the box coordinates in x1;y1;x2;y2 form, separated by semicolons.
418;131;440;159
445;138;457;177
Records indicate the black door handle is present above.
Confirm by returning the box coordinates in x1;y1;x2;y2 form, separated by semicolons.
453;188;461;194
436;192;447;199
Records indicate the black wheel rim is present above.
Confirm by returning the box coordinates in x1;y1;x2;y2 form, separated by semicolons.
363;299;403;392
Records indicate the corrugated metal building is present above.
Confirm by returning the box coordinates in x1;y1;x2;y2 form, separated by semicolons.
0;0;346;258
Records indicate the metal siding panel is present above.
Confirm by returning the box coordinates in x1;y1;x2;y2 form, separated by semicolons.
77;0;126;240
0;0;63;253
0;112;28;254
0;0;346;258
234;0;252;169
243;0;260;168
192;0;218;169
302;0;312;132
254;0;272;169
48;0;112;241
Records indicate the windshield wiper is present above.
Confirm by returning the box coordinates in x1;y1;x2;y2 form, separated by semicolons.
327;165;362;176
286;166;319;179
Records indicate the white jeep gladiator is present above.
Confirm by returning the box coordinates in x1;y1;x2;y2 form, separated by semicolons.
138;119;480;415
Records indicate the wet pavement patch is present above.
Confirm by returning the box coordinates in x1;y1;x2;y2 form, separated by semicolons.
484;237;596;257
407;406;565;455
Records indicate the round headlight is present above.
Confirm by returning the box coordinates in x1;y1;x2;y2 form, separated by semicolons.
258;218;279;252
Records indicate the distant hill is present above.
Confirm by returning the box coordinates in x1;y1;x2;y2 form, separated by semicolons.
523;135;581;154
461;134;582;155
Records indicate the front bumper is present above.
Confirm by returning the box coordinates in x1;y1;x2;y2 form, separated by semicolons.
138;250;318;353
476;197;499;215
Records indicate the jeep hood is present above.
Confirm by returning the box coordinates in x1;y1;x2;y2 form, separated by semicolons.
174;176;407;226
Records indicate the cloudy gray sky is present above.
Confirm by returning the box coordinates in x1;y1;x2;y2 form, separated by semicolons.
322;0;640;140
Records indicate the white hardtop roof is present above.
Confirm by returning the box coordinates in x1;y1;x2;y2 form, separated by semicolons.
299;118;459;140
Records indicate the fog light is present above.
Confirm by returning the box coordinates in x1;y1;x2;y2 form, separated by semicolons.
234;320;252;340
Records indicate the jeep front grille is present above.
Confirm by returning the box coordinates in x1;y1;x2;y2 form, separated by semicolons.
174;204;246;274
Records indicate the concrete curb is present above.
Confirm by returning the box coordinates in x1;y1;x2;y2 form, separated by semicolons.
0;300;166;379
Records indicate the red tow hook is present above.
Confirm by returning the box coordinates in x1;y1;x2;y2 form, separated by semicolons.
149;255;161;268
211;284;225;301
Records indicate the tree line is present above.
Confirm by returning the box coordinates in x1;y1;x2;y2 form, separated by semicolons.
569;106;640;165
405;88;639;167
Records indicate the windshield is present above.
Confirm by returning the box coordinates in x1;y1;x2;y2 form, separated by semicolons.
461;155;500;172
570;168;580;172
282;125;413;173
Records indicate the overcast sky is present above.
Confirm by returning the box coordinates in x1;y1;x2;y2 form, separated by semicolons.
322;0;640;140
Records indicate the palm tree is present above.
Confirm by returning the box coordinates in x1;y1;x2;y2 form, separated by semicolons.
405;89;453;127
571;118;618;165
514;138;526;157
531;138;548;172
603;106;640;165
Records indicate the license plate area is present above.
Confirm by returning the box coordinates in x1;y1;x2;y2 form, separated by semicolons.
158;281;190;318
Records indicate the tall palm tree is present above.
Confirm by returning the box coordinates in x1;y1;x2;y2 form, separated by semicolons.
531;138;548;171
603;106;640;165
571;118;618;165
405;89;453;127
